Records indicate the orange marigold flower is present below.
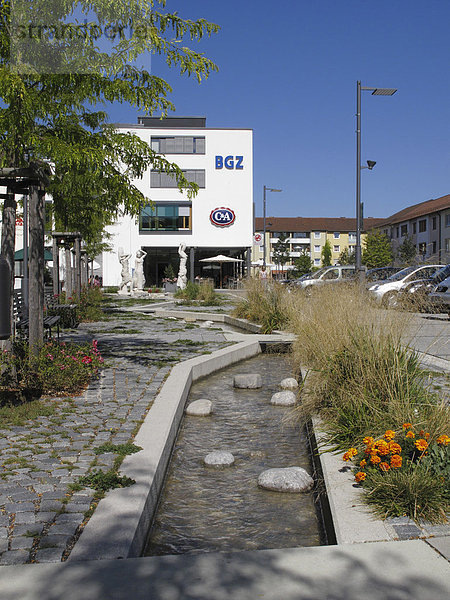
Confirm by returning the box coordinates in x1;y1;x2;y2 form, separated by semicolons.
402;423;413;430
360;459;367;468
365;447;374;455
370;454;381;464
384;430;396;440
390;454;402;468
363;436;374;446
406;431;415;439
355;471;366;483
380;462;390;471
414;439;428;452
348;448;358;458
377;442;390;456
389;442;402;454
437;434;450;446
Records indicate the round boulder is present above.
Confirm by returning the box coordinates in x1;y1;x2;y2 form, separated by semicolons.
186;399;212;416
270;391;297;406
233;374;262;389
258;467;314;493
204;451;235;467
280;377;299;390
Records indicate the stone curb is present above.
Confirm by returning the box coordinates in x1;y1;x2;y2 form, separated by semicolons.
69;338;265;561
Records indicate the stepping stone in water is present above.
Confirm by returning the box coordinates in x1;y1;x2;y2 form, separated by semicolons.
258;467;314;493
186;399;212;416
233;374;262;389
271;391;297;406
280;377;298;390
204;451;235;467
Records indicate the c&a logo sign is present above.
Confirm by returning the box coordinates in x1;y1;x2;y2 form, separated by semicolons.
210;207;236;227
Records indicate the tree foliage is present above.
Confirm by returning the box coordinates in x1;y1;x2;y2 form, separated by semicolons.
362;230;394;268
293;249;312;277
397;234;417;265
0;0;220;245
321;239;332;267
272;233;290;275
338;247;356;266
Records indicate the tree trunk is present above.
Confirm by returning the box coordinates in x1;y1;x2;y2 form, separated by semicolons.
28;185;45;353
65;246;73;298
0;188;17;351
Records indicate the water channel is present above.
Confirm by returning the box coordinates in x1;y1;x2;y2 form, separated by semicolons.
145;352;327;556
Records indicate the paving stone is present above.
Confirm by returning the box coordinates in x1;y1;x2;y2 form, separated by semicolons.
35;547;63;563
38;534;72;549
5;502;35;513
0;550;29;565
13;523;44;536
392;524;423;539
10;536;34;550
0;538;8;553
0;527;8;538
0;515;9;526
39;500;64;512
13;512;36;525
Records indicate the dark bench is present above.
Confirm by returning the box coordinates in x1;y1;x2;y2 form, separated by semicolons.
13;291;61;340
44;289;79;329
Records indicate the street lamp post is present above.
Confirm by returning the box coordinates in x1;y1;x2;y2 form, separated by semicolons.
356;81;397;279
263;185;282;269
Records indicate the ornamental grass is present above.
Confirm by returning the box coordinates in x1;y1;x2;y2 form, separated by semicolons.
285;284;449;449
232;278;288;333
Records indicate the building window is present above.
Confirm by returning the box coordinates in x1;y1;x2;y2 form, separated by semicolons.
412;222;416;234
333;245;340;252
445;238;450;252
418;219;427;232
446;214;450;227
396;226;399;237
292;232;308;238
151;169;205;188
432;241;437;254
314;245;321;253
151;136;205;154
432;216;437;230
139;203;192;231
333;232;340;239
314;258;321;266
314;232;321;239
418;242;427;254
348;232;356;242
400;224;407;236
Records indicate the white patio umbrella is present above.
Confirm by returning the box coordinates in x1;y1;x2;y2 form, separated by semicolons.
200;254;243;288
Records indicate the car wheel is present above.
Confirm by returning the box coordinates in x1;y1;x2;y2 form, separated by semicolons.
383;291;399;309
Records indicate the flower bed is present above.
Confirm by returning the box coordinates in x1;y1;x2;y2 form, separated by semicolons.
343;425;449;522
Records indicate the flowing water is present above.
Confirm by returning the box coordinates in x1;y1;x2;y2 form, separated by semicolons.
144;353;324;556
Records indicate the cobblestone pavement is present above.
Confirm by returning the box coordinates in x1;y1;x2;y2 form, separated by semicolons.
0;311;231;565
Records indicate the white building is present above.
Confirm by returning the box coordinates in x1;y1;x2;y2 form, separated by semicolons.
102;116;253;287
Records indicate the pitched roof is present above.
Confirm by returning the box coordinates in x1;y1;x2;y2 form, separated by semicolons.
254;216;384;233
377;194;450;227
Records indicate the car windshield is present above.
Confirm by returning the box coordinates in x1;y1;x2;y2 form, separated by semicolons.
434;264;450;283
309;268;327;280
387;266;417;281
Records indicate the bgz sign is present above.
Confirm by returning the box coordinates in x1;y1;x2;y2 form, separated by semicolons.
215;155;244;170
210;207;236;227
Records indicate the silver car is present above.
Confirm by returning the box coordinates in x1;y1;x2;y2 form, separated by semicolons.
296;266;356;290
428;275;450;315
368;264;445;307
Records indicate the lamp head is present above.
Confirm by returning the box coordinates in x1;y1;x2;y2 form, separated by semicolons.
366;160;376;170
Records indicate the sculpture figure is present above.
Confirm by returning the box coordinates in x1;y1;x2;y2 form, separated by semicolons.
118;248;132;294
177;243;188;290
133;249;147;290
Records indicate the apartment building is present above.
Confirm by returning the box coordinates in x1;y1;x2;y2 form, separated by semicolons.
376;194;450;264
253;217;385;274
102;117;253;287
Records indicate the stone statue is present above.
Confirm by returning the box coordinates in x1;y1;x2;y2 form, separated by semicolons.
177;243;188;290
133;249;147;291
118;248;132;294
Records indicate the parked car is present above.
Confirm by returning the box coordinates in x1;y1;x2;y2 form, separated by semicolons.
428;275;450;316
365;267;402;284
296;266;357;290
396;264;450;311
368;264;445;307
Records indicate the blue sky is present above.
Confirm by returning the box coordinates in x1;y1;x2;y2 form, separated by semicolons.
106;0;450;220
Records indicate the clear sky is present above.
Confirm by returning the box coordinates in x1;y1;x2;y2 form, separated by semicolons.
106;0;450;220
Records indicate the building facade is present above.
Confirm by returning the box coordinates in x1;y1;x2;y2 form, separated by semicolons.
376;194;450;264
102;117;253;287
253;216;385;275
